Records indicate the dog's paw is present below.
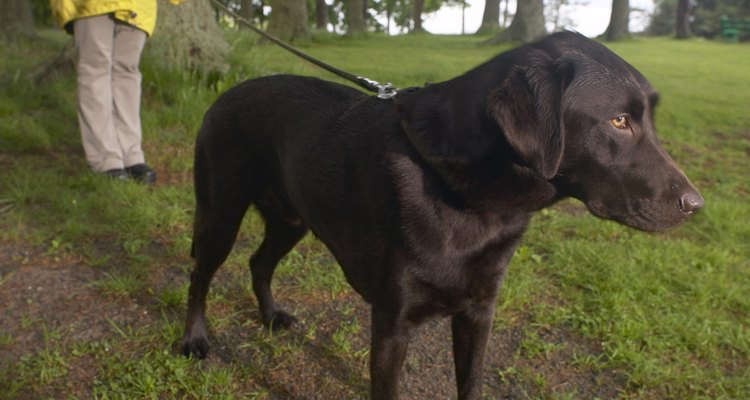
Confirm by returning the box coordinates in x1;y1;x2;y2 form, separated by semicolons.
267;310;298;330
181;336;210;359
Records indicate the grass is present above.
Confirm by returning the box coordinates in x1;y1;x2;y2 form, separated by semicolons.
1;30;748;399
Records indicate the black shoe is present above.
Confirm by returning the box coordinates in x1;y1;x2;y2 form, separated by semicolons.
103;169;129;180
125;164;156;185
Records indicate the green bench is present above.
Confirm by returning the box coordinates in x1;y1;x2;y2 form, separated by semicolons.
720;16;750;43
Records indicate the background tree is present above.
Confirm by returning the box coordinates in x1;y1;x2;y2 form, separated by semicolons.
647;0;677;36
412;0;426;32
648;0;750;40
675;0;690;38
501;0;511;28
1;0;35;39
347;0;367;34
476;0;501;35
315;0;328;29
690;0;750;39
239;0;253;20
267;0;310;40
546;0;586;32
486;0;546;43
148;0;229;73
603;0;629;41
374;0;411;34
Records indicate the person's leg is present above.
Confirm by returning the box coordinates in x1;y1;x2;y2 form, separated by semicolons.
74;15;122;173
111;22;147;168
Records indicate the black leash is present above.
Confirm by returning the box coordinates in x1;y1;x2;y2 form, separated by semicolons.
209;0;399;99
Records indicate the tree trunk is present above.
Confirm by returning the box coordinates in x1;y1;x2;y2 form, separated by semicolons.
347;0;366;34
412;0;425;33
268;0;310;41
487;0;546;43
148;0;229;73
239;0;254;23
675;0;691;39
603;0;629;41
0;0;35;39
362;0;368;25
476;0;501;35
315;0;328;30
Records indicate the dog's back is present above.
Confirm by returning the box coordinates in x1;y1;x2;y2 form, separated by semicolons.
192;74;401;292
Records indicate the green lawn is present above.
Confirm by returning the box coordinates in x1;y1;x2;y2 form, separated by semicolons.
0;31;748;399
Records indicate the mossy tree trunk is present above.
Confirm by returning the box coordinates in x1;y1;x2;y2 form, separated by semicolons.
347;0;366;34
267;0;310;41
315;0;327;30
412;0;426;32
486;0;546;43
0;0;35;39
675;0;691;39
476;0;501;35
239;0;253;20
603;0;629;41
148;0;229;73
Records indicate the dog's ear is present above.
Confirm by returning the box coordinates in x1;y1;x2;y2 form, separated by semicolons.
488;52;574;180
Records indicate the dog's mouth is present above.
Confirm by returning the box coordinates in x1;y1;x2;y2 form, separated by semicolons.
584;198;691;232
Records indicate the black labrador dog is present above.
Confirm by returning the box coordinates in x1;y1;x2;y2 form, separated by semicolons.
181;32;703;399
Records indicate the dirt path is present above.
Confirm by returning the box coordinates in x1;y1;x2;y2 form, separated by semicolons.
1;236;627;399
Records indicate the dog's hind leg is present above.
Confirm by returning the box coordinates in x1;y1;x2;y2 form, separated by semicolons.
181;198;250;359
250;202;308;329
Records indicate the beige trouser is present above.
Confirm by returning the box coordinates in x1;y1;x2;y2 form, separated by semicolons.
74;14;147;173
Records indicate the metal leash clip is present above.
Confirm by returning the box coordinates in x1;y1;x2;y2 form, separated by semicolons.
358;77;399;99
377;83;398;99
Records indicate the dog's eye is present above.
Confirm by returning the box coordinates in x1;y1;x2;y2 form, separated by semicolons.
610;115;629;130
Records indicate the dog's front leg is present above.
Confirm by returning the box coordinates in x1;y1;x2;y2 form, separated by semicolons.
451;303;495;400
370;307;410;400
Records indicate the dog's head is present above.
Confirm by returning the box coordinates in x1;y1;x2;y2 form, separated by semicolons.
399;31;703;231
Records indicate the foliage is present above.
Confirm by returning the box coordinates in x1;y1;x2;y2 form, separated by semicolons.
649;0;750;39
217;0;466;35
545;0;588;33
31;0;54;27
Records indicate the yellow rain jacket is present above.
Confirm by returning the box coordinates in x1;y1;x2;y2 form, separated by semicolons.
50;0;180;37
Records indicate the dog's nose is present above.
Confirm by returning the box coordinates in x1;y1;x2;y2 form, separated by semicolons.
679;190;704;214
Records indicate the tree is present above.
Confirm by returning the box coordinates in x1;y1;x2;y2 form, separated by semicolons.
502;0;511;28
148;0;229;73
477;0;501;35
648;0;750;39
376;0;410;34
675;0;691;38
0;0;35;39
347;0;367;34
486;0;546;43
546;0;586;32
267;0;310;41
603;0;629;41
646;0;676;36
239;0;252;20
315;0;328;29
412;0;426;32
